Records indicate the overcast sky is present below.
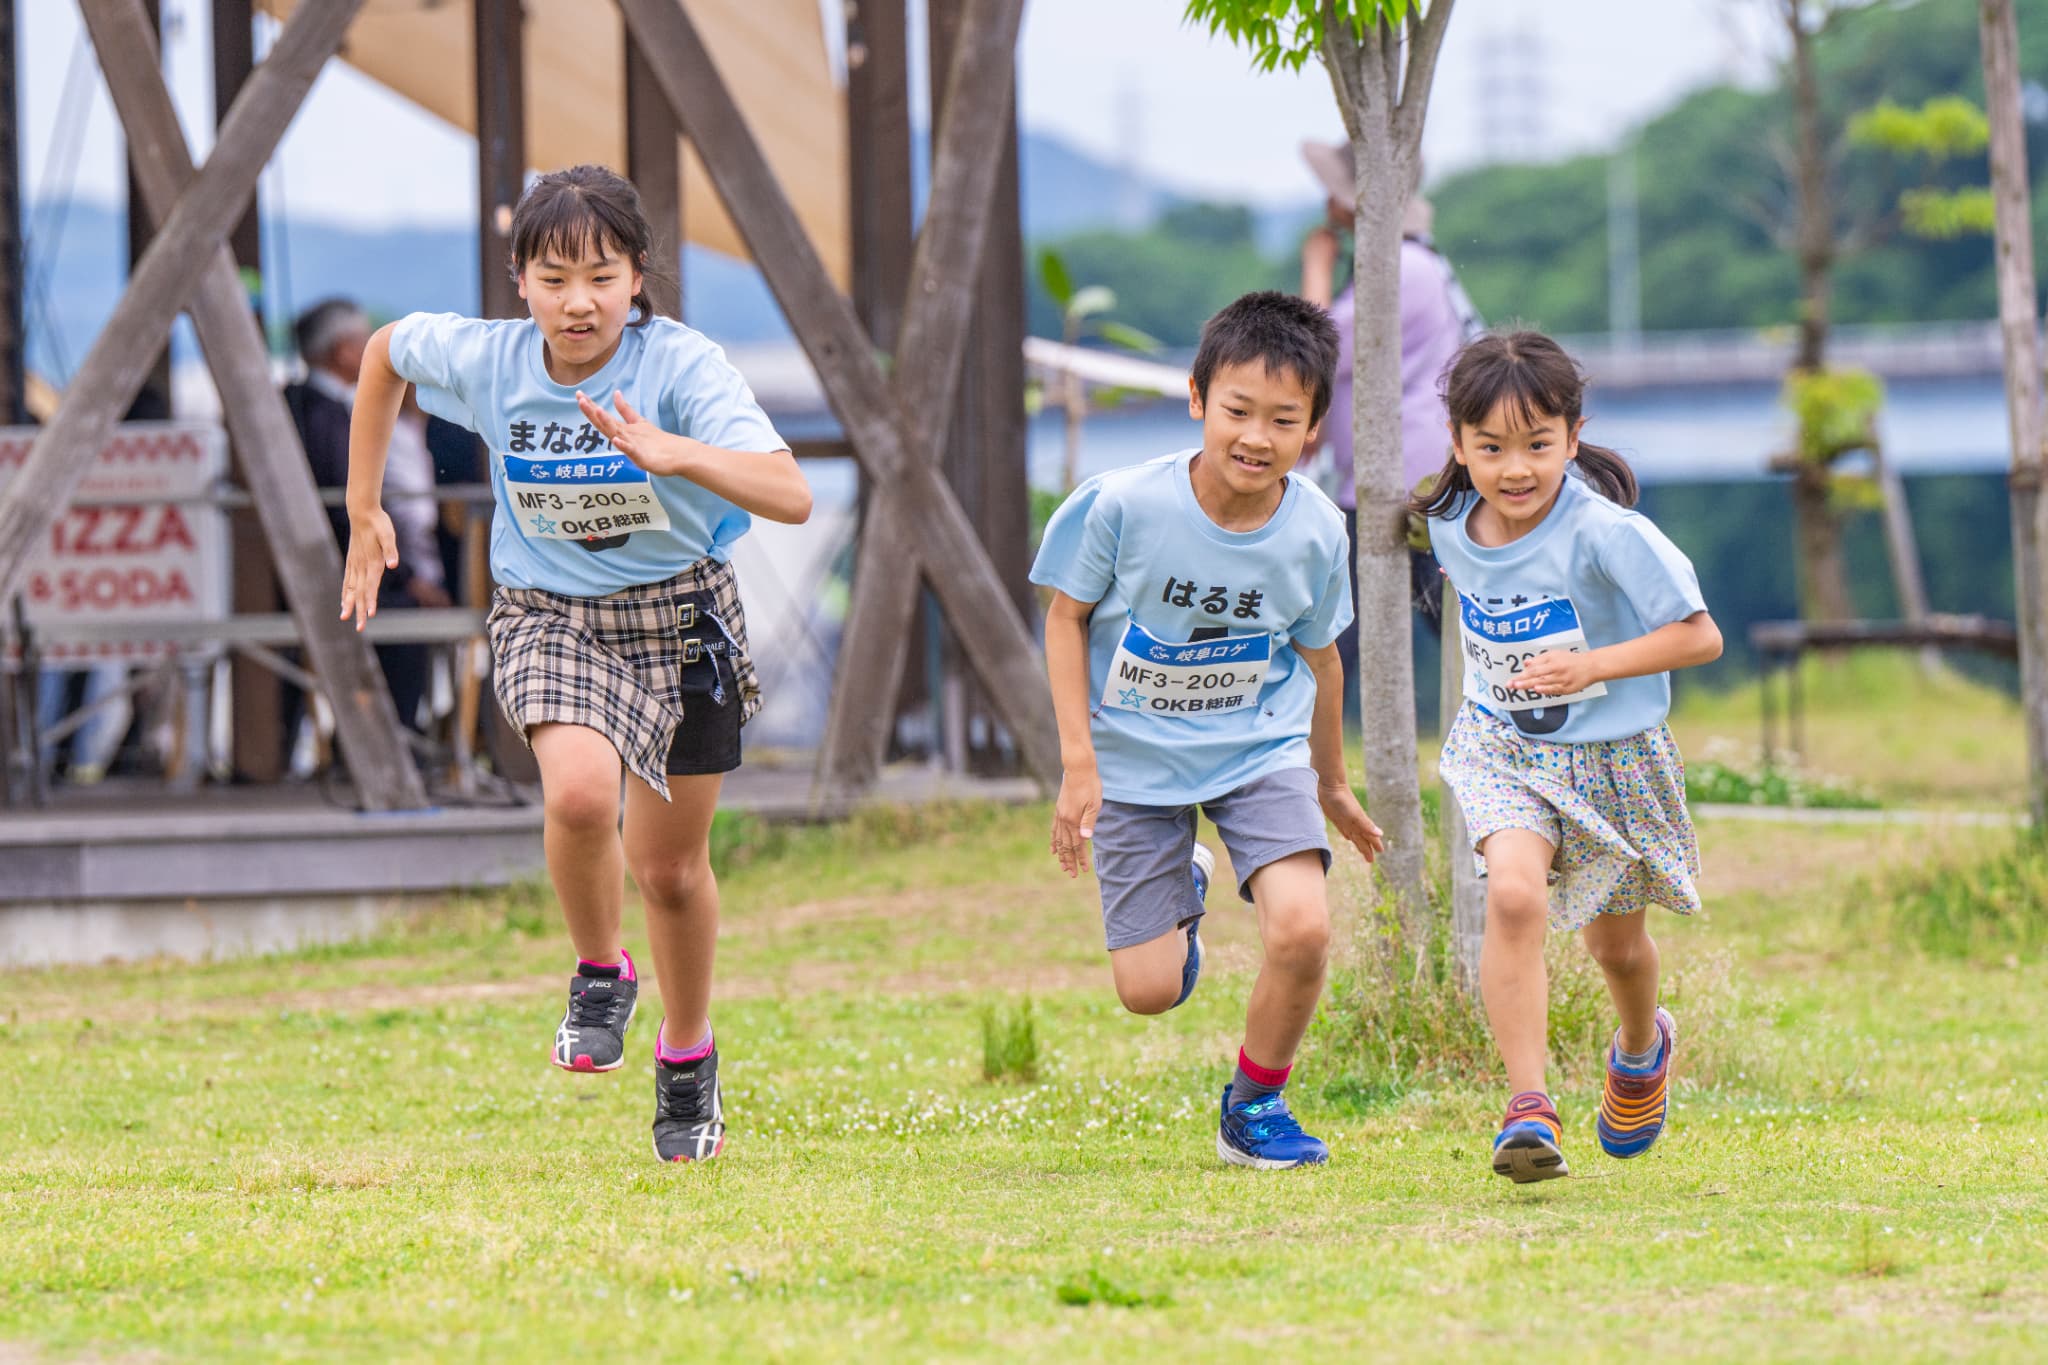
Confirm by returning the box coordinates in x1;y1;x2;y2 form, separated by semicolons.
18;0;1781;227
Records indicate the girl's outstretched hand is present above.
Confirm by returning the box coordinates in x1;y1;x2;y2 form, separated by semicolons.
577;390;688;478
339;507;398;631
1512;648;1602;697
1318;782;1386;863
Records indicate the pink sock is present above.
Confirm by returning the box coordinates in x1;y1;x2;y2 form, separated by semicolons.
657;1022;714;1065
1237;1047;1291;1090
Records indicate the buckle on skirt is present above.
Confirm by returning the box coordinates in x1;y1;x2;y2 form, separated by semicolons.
677;602;697;629
681;638;702;664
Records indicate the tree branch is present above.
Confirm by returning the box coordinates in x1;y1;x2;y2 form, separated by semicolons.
1320;0;1367;143
1392;0;1456;155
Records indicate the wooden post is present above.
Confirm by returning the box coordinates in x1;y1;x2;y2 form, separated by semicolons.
475;0;525;321
614;0;1060;795
0;0;424;811
625;34;682;320
0;0;23;425
1981;0;2048;826
212;0;285;782
125;0;173;421
1439;582;1484;991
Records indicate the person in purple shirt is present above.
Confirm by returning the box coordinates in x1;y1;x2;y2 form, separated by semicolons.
1298;140;1484;716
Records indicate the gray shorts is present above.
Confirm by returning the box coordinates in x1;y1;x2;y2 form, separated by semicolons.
1092;766;1333;951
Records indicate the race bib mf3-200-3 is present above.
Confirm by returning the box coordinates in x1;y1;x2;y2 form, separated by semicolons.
1104;622;1271;716
1458;593;1607;722
504;454;671;542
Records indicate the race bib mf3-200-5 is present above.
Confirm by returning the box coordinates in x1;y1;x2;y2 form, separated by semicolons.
504;453;671;542
1458;593;1607;727
1103;622;1271;716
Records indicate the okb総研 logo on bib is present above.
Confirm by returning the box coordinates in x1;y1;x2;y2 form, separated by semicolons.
1103;621;1271;716
503;453;671;542
1457;592;1606;731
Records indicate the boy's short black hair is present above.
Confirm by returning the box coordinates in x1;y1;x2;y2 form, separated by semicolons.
1191;290;1340;429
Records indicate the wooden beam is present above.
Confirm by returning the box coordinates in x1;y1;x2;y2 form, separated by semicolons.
626;34;682;320
846;0;913;355
613;0;1059;793
818;0;1035;788
475;0;525;320
0;0;23;425
0;0;423;811
124;0;172;421
212;0;284;783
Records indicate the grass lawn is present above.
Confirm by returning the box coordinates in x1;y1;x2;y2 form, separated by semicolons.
4;677;2046;1360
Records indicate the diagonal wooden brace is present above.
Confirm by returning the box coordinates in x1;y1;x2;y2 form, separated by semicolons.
81;0;424;810
616;0;1060;792
0;0;424;810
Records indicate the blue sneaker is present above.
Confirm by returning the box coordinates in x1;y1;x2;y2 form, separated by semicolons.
1171;845;1217;1009
1217;1084;1329;1169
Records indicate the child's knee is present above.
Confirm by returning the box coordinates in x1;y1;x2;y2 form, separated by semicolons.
544;777;618;836
1109;938;1186;1015
1262;903;1331;978
630;853;713;910
1585;918;1652;972
1486;874;1548;932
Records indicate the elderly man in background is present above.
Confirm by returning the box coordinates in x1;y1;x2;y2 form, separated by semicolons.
284;297;446;736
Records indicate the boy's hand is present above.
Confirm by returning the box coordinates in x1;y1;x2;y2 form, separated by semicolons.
577;390;688;478
339;507;398;631
1052;767;1102;877
1512;648;1602;697
1319;782;1385;863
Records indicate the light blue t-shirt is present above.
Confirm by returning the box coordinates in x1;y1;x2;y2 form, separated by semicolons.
1029;450;1353;807
1429;474;1707;744
388;313;788;596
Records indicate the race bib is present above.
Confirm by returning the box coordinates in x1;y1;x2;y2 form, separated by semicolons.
1103;622;1270;717
1458;593;1608;712
503;453;671;542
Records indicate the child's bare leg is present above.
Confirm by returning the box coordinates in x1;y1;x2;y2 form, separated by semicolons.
1478;829;1555;1095
1581;911;1660;1054
1240;851;1331;1069
622;773;724;1045
530;723;625;962
1110;930;1191;1016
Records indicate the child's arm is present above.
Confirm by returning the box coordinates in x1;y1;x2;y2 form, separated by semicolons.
339;323;407;630
1299;639;1385;862
1044;590;1103;877
577;392;812;525
1513;611;1723;697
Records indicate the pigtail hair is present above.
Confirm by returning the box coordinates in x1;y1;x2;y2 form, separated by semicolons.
1572;441;1638;508
1408;456;1472;518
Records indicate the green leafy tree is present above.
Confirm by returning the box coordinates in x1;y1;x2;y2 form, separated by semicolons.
1183;0;1456;948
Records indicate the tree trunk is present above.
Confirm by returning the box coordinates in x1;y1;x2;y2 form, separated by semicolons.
1346;119;1430;945
1440;581;1485;989
1981;0;2048;825
1788;0;1833;373
1791;462;1856;623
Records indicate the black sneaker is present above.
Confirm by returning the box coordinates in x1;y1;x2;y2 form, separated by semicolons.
652;1044;726;1163
551;951;638;1073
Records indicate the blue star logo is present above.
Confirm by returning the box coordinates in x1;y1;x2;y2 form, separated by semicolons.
1117;687;1146;709
531;514;558;535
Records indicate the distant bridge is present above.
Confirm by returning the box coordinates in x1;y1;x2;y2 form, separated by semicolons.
732;320;2012;422
1561;321;2007;392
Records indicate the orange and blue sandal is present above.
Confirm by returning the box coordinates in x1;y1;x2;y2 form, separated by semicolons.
1492;1091;1568;1183
1598;1007;1677;1159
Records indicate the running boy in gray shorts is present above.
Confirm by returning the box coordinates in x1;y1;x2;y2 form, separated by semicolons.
1031;291;1384;1169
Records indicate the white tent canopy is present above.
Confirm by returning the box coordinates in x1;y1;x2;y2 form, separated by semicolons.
256;0;850;285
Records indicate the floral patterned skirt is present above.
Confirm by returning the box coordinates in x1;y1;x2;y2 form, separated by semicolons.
1439;701;1701;931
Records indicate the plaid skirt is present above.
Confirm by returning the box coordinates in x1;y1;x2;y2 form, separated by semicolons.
1439;701;1700;930
486;559;762;801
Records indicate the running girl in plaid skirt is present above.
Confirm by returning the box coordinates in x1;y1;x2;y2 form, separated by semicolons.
341;165;812;1164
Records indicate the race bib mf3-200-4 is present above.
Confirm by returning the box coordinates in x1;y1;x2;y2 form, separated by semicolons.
504;453;671;542
1458;593;1607;722
1103;622;1271;716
